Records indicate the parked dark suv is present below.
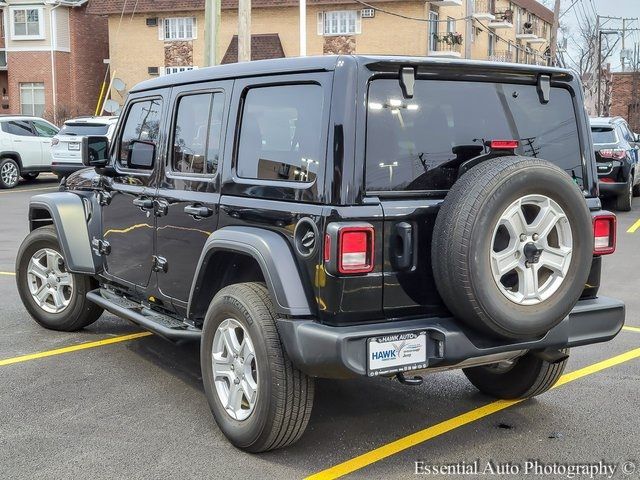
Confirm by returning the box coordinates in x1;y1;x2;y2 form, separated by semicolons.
590;116;640;211
16;56;624;452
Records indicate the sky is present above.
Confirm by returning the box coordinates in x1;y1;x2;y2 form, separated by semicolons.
553;0;640;71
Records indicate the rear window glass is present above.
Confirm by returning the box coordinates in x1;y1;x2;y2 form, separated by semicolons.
591;127;617;144
366;79;583;191
60;123;110;136
236;84;323;183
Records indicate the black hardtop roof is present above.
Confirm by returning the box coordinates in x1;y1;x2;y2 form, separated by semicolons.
131;55;575;93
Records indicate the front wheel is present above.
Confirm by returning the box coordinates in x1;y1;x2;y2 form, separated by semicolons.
0;158;20;189
16;226;103;331
201;282;314;452
463;349;569;399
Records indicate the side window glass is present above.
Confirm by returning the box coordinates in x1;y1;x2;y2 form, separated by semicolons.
32;120;59;137
172;92;224;175
236;84;323;183
119;99;162;167
3;120;35;136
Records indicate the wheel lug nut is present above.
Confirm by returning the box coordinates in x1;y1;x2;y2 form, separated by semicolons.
519;234;527;242
230;365;234;370
532;233;539;241
234;378;240;385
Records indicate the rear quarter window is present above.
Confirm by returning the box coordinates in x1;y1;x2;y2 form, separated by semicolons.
365;79;584;192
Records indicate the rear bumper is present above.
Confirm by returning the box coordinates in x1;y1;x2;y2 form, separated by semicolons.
598;180;628;196
277;296;625;379
51;162;84;177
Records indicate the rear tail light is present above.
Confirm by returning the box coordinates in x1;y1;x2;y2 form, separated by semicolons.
489;140;519;150
593;214;616;255
599;149;626;160
51;138;59;146
338;227;374;273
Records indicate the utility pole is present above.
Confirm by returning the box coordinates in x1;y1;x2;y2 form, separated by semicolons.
299;0;307;56
621;18;626;72
464;0;472;59
238;0;251;62
549;0;561;66
204;0;220;66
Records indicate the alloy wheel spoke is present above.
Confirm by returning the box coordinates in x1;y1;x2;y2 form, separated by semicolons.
532;204;562;239
520;266;540;300
51;289;66;308
240;378;256;405
57;273;73;287
502;204;528;237
227;382;244;412
212;361;234;381
35;284;50;303
29;260;48;280
540;246;571;274
491;246;519;277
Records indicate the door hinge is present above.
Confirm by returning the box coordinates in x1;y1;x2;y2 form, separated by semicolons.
152;255;168;273
91;238;111;256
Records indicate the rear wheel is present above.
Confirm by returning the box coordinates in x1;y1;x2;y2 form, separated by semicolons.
16;226;103;331
432;157;593;339
21;172;39;181
615;174;633;211
463;349;569;399
0;158;20;189
201;282;314;452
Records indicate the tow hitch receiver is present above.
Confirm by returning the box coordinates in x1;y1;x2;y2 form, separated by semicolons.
532;349;570;364
396;372;424;386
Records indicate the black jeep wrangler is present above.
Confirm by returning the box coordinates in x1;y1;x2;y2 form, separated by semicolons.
16;56;624;452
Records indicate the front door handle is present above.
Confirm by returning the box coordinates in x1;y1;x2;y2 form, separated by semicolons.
133;197;154;210
184;204;212;218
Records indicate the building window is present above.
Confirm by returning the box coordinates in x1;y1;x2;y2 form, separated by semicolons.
11;7;44;40
20;83;45;117
428;11;439;51
163;66;197;75
163;17;196;41
488;33;496;56
447;17;456;33
321;11;360;36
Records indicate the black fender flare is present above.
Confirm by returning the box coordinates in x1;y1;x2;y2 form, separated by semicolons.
29;193;96;274
187;226;313;317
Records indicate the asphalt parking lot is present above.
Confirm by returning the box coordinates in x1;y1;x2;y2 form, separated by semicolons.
1;176;639;479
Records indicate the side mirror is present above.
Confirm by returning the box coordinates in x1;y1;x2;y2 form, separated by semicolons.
635;133;640;143
127;140;155;169
82;136;110;167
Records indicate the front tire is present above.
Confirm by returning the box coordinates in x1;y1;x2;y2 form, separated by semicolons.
463;349;569;399
201;282;314;452
16;226;103;331
0;158;20;189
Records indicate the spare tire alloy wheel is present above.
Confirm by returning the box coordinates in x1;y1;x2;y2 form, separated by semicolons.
1;159;19;188
27;248;74;314
432;157;593;340
491;194;572;305
212;318;258;421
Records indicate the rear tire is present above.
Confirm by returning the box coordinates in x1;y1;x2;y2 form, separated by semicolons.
0;158;20;189
615;175;633;211
21;172;39;181
463;349;569;399
201;282;314;452
16;226;103;331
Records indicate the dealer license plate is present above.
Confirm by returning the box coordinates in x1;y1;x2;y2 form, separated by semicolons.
367;331;428;376
68;142;80;151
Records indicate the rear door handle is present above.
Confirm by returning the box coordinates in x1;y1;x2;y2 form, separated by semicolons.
184;205;212;218
133;197;154;210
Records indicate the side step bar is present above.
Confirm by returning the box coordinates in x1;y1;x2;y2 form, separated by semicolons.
86;289;202;341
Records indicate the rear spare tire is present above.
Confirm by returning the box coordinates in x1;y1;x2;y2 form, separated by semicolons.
432;156;592;339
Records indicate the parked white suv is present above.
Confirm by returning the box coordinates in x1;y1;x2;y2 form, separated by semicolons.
51;116;118;178
0;116;59;189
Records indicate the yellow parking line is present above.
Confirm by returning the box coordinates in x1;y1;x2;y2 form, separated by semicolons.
623;325;640;333
0;332;153;367
305;347;640;480
0;271;16;276
626;219;640;233
0;186;58;195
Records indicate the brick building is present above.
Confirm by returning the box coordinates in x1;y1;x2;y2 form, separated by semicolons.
87;0;553;100
0;0;109;124
610;71;640;132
